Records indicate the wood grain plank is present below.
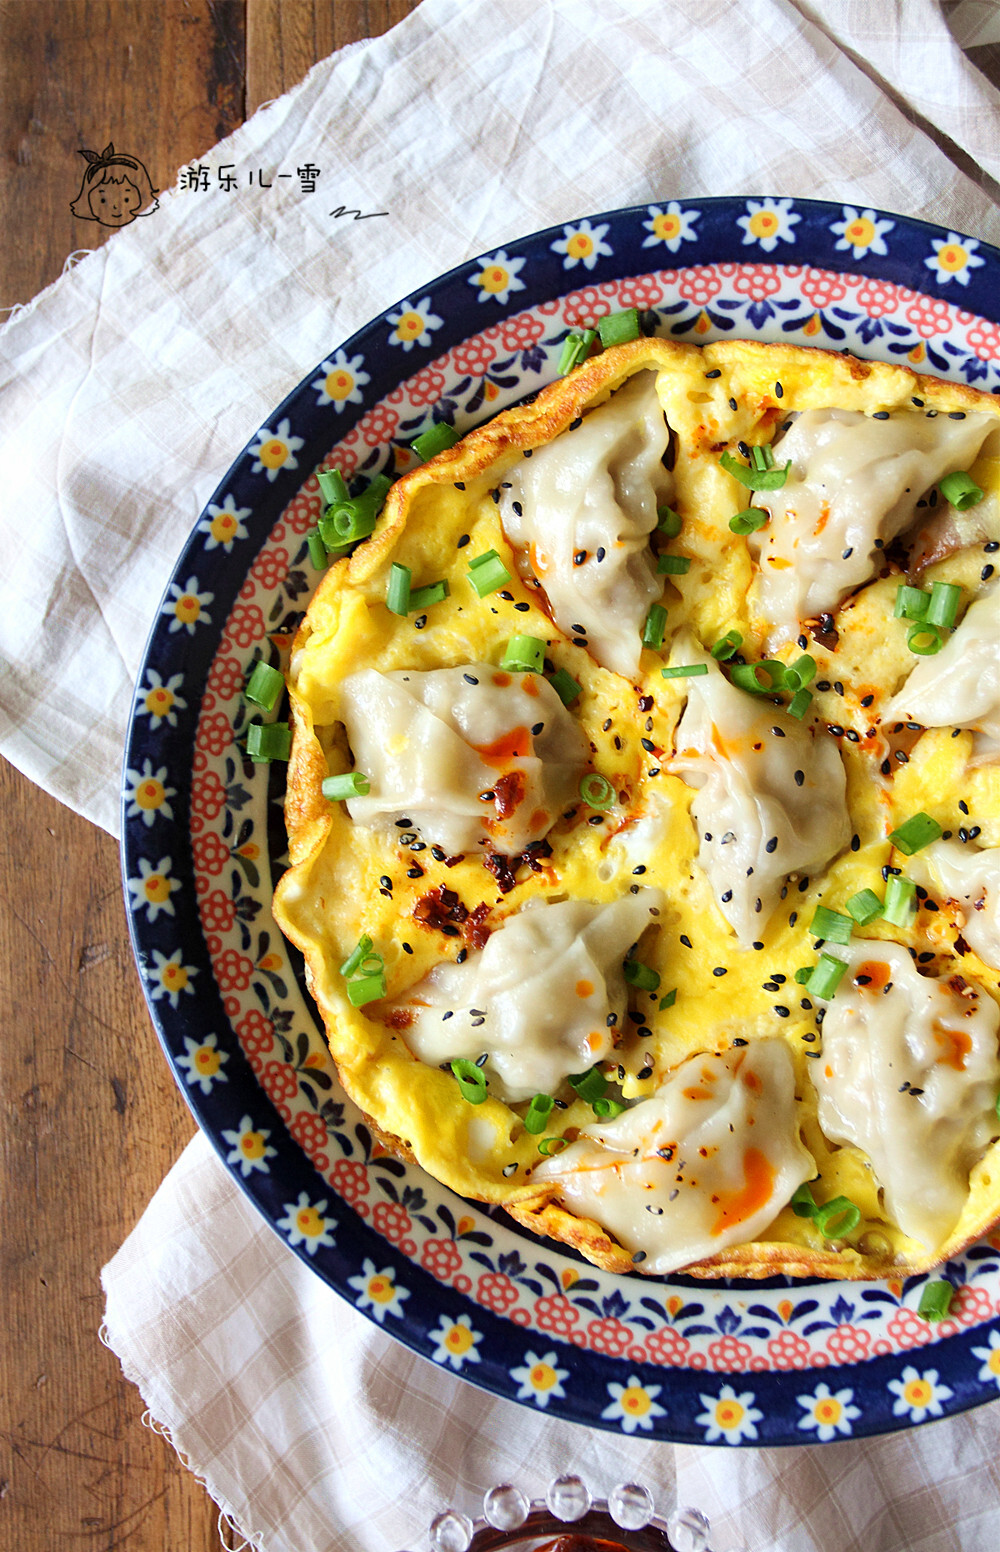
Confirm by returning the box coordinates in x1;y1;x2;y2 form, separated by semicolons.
245;0;420;113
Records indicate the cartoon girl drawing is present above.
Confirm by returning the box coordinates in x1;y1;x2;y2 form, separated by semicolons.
70;142;158;228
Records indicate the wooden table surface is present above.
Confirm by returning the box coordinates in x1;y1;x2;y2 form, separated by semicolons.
0;4;417;1548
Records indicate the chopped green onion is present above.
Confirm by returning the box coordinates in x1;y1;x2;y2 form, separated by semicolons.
847;889;883;925
501;634;546;673
538;1135;569;1156
340;935;374;978
579;772;614;809
659;988;677;1010
729;507;768;535
917;1279;955;1322
894;584;930;622
524;1093;555;1134
558;328;596;375
358;952;384;976
711;630;743;661
307;529;329;570
810;906;854;945
791;1183;817;1217
807;953;849;1000
317;468;349;505
411;422;459;462
657;505;682;537
624;959;660;992
642;603;668;650
569;1067;609;1104
467;549;512;597
926;581;961;630
883;873;917;927
592;1097;626;1120
939;470;984;510
319;472;392;549
657;553;691;575
409;579;449;611
888;811;943;856
751;443;775;472
787;688;814;720
907;622;945;656
793;966;814;985
785;654;817;690
720;449;790;490
245;660;284;711
597;307;640;346
322;772;371;801
451;1058;489;1104
813;1196;861;1239
661;663;709;680
548;667;582;706
387;562;412;615
346;970;386;1006
730;660;786;694
246;721;291;762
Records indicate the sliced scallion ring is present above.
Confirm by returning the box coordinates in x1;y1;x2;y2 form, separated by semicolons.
656;553;691;576
907;622;945;656
720;449;790;491
729;507;767;535
548;668;582;706
894;584;930;622
340;935;374;979
451;1058;488;1104
568;1067;608;1103
322;772;371;801
245;660;284;712
537;1135;569;1156
246;721;291;762
579;772;614;809
642;603;668;651
661;663;708;680
711;630;743;661
524;1093;555;1134
939;470;984;510
501;634;546;673
917;1279;955;1322
657;505;682;537
847;888;883;925
386;562;412;616
926;581;961;630
411;421;459;462
813;1196;861;1239
730;660;786;694
806;952;849;1000
467;549;512;597
809;905;854;944
597;307;640;347
592;1097;626;1120
883;873;917;926
888;811;943;856
623;959;660;992
409;579;449;612
346;970;386;1007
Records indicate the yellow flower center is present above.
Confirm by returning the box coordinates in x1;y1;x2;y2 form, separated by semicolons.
368;1276;394;1302
194;1045;218;1072
259;439;289;469
145;687;174;716
480;265;510;293
445;1324;475;1355
136;779;165;810
749;210;779;238
395;311;425;340
143;873;171;903
904;1379;932;1407
164;963;188;992
175;594;201;623
989;1349;1000;1376
621;1386;651;1416
241;1131;266;1159
324;369;355;400
297;1207;324;1236
567;233;594;258
716;1400;744;1429
530;1363;557;1390
815;1398;841;1425
210;512;238;542
937;244;967;272
846;217;875;247
653;213;681;241
257;953;282;972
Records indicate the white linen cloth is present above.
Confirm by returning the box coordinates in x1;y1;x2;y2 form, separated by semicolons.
3;0;1000;1547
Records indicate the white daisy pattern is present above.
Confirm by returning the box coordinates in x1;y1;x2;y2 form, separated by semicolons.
161;576;213;635
126;855;181;922
123;759;176;827
468;250;527;305
696;1385;763;1444
147;950;199;1010
428;1313;483;1371
198;493;251;552
924;233;985;287
348;1258;409;1320
387;296;444;351
550;219;612;272
221;1115;277;1177
796;1382;861;1442
830;205;894;260
888;1365;954;1423
509;1350;568;1409
175;1032;228;1094
642;202;700;253
249;417;304;481
971;1330;1000;1389
277;1192;337;1255
134;668;186;729
601;1375;667;1434
312;349;370;409
737;197;800;253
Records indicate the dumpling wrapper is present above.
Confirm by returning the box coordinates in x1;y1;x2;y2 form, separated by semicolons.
881;592;1000;745
390;891;663;1104
749;407;997;645
911;839;1000;971
339;663;589;855
810;939;1000;1252
531;1038;814;1275
500;370;672;678
669;635;851;945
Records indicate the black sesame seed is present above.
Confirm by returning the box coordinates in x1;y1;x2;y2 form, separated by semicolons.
771;726;786;738
571;624;586;635
503;1162;518;1176
948;411;966;420
774;1005;790;1018
407;866;423;878
827;724;845;737
800;998;813;1011
797;635;808;650
985;540;999;554
872;410;889;420
765;836;778;854
763;980;779;992
490;488;500;504
721;890;733;903
842;549;853;560
573;637;587;648
772;973;786;984
633;865;647;875
632;1250;647;1263
499;590;514;601
737;439;750;457
775;381;784;399
815;680;831;693
573;550;587;566
705;368;722;378
969;825;981;839
569;417;582;431
861;694;874;708
596;547;606;562
753;940;765;950
531;722;544;735
851;834;860;852
713;966;728;977
431;846;446;861
602;718;612;731
523;448;533;457
912;396;924;407
463;673;479;685
798;877;810;892
983;565;995;582
880;758;892;775
402;941;413;954
454;482;466;491
788;914;797;928
680;934;693;948
732;1038;748;1047
588;814;604;826
794;769;805;787
457;534;470;548
395;817;413;827
641;737;655;753
414;614;427;629
511;499;523;516
379;875;393;889
802;1030;816;1042
895;750;909;764
730;398;739;413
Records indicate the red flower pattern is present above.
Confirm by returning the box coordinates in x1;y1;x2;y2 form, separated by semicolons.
214;947;254;991
497;311;545;351
357;403;399;446
331;1159;370;1206
290;1111;330;1171
644;1325;692;1367
372;1200;415;1249
887;1307;935;1349
586;1316;633;1357
905;294;954;339
616;275;665;309
730;264;782;303
197;711;234;757
421;1238;464;1281
766;1330;812;1370
678;266;722;305
259;1060;297;1104
533;1294;580;1338
191;769;227;822
826;1323;872;1365
966;319;1000;360
225;601;266;646
200;888;236;935
235;1009;274;1057
449;336;498;376
952;1285;993;1326
800;268;849;309
251;546;290;592
476;1272;519;1314
207;655;245;700
708;1334;754;1372
405;364;448;406
192;830;230;876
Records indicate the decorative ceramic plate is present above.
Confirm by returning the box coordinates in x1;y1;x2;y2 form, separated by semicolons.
122;198;1000;1446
